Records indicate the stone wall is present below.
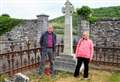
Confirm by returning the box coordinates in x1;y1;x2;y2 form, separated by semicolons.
1;17;120;52
6;20;38;41
90;19;120;47
2;15;49;42
0;15;49;53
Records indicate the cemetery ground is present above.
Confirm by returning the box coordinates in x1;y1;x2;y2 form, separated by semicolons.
1;64;120;82
21;67;120;82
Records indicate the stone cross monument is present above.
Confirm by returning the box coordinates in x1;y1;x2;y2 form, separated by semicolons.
54;0;76;73
62;0;74;55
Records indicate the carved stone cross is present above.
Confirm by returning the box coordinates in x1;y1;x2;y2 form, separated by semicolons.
62;0;74;15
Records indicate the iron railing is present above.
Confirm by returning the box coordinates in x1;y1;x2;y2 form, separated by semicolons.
0;42;120;76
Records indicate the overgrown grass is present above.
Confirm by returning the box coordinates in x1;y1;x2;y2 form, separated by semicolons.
108;72;120;82
0;74;9;82
29;69;120;82
1;69;120;82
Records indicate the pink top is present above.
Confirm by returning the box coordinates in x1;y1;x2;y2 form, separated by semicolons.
75;38;94;61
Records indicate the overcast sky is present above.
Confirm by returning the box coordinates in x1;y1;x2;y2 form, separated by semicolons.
0;0;120;19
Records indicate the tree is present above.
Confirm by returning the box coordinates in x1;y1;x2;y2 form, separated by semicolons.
77;6;93;20
1;14;10;17
0;16;22;36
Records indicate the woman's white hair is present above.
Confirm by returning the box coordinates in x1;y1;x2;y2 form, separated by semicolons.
83;31;89;37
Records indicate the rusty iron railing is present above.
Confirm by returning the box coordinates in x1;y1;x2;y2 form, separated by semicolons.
0;41;41;76
56;44;120;67
0;42;120;76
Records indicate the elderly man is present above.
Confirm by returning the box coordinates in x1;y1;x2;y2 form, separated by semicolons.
39;25;57;76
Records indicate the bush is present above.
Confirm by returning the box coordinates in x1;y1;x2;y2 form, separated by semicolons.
0;16;22;36
88;16;98;24
77;6;93;19
1;14;10;17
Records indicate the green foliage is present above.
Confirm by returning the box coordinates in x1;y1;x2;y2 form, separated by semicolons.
0;16;22;36
1;14;10;17
50;16;64;24
51;22;64;29
73;29;77;35
88;16;98;24
93;6;120;18
49;6;120;30
1;6;120;35
77;6;93;19
54;29;64;34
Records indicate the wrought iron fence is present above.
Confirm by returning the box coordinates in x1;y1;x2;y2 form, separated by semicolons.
0;41;41;76
0;42;120;76
57;44;120;67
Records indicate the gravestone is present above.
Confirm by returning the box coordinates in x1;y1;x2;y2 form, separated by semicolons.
14;73;29;82
55;0;76;73
62;0;74;56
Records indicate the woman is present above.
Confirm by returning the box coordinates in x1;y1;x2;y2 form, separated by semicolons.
74;31;94;80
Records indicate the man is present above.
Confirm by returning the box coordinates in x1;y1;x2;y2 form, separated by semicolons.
39;25;57;76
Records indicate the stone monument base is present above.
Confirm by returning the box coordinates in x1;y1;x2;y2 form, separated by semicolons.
54;54;76;73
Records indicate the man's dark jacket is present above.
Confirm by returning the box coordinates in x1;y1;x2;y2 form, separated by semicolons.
40;31;56;52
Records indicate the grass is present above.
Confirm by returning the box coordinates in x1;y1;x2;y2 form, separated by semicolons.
0;74;9;82
1;69;120;82
108;72;120;82
24;69;120;82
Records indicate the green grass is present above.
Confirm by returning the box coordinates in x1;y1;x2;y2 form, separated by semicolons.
29;69;117;82
1;69;120;82
0;74;9;82
108;72;120;82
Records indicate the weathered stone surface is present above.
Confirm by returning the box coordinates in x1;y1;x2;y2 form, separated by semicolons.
90;19;120;47
5;15;49;42
62;0;74;56
0;15;49;53
78;19;90;37
54;55;76;73
14;73;29;82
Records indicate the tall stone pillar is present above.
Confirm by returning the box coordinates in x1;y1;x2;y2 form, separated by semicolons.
78;18;90;38
62;0;74;56
36;15;49;42
54;0;75;73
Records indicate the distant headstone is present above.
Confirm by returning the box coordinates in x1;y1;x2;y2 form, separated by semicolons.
14;73;29;82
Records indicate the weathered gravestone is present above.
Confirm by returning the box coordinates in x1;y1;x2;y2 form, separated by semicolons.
14;73;29;82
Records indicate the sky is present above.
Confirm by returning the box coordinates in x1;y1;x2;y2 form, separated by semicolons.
0;0;120;20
